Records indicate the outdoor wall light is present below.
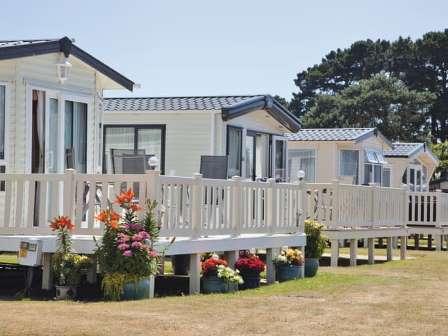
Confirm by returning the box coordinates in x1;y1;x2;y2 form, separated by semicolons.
56;56;72;83
148;156;159;170
297;170;305;181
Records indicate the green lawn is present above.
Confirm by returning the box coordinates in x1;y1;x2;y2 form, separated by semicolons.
1;250;448;335
0;253;17;264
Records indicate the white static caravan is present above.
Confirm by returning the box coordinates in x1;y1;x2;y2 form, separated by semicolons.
103;95;300;180
0;37;135;175
385;143;438;191
285;128;393;186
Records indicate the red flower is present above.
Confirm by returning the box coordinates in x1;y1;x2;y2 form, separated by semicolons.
201;257;228;276
50;216;74;232
235;255;265;274
130;204;142;212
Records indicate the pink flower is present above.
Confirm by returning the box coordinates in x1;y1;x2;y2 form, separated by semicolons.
131;241;143;249
132;234;143;242
123;250;133;257
118;243;129;251
139;231;150;239
117;233;130;242
149;250;158;258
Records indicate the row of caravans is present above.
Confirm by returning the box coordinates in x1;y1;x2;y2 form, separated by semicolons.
0;37;438;191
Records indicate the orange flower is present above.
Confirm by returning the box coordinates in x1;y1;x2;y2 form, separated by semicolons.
130;204;142;212
96;209;121;230
115;189;135;207
50;216;74;232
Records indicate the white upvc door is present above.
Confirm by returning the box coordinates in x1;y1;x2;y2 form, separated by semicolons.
44;92;64;174
272;135;288;181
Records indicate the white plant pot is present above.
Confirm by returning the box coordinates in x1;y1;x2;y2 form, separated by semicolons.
55;285;73;300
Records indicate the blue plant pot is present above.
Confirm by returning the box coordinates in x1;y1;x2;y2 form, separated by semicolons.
239;273;261;290
202;275;238;294
304;258;319;278
276;264;301;282
121;277;152;300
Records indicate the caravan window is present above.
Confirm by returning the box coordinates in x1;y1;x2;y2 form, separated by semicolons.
340;150;359;184
288;149;316;182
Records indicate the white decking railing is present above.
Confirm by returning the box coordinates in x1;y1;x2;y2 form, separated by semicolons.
0;171;306;237
0;171;447;237
303;181;406;229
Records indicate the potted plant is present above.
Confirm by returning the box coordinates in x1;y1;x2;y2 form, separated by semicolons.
50;216;92;300
201;255;243;294
273;248;304;282
95;190;162;300
304;220;327;277
235;251;265;289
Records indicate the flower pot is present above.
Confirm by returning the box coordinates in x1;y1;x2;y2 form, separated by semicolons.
55;285;74;300
304;258;319;277
239;273;261;290
276;264;301;282
121;276;154;300
202;275;238;294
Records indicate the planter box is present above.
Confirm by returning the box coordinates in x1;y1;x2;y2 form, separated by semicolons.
239;273;261;290
276;264;303;282
202;275;238;294
121;276;155;300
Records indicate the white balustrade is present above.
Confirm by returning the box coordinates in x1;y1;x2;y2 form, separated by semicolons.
1;171;447;236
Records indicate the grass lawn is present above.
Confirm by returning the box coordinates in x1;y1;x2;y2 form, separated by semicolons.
0;253;17;264
1;250;448;335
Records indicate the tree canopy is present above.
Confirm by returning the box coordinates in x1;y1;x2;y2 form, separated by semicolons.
301;74;435;142
290;29;448;143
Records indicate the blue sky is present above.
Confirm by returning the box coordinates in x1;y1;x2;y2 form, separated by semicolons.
1;0;447;99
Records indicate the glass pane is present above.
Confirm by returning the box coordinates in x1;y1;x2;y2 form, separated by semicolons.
340;150;359;183
245;135;254;179
137;128;162;169
366;150;379;164
65;101;88;173
275;140;286;181
47;98;59;173
383;168;391;187
364;164;372;184
104;127;134;173
288;150;315;182
255;134;270;179
0;86;5;160
374;165;382;184
227;127;242;177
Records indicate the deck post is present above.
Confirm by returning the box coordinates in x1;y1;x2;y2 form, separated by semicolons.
414;234;420;249
63;169;76;219
188;253;201;295
41;253;53;290
267;178;278;234
86;256;97;284
435;234;442;251
367;238;375;264
386;237;393;261
223;250;239;268
349;239;357;266
266;248;280;284
191;173;203;239
330;239;339;267
299;245;305;278
332;180;340;229
145;170;161;201
400;236;407;260
231;176;242;236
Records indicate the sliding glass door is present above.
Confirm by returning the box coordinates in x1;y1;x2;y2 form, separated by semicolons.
103;125;165;174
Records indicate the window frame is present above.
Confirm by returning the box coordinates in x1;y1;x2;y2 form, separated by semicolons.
339;149;359;184
102;124;166;174
288;148;316;182
0;82;9;169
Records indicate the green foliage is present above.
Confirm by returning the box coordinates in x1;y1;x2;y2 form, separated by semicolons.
52;253;92;286
301;74;435;141
304;220;327;259
430;141;448;179
291;30;448;142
